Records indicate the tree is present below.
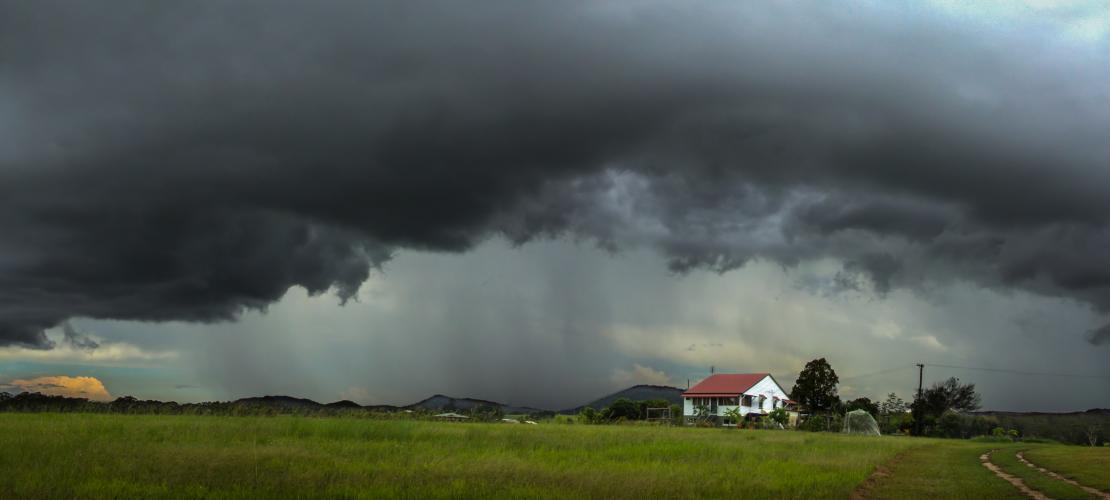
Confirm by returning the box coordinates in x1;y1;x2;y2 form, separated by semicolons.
605;398;640;421
791;358;840;413
879;393;907;415
579;406;598;424
877;393;911;435
637;399;673;420
469;404;503;422
691;402;712;426
911;377;981;435
844;397;879;416
935;410;962;438
914;377;981;416
669;404;684;426
1085;425;1102;447
768;407;789;427
723;407;743;428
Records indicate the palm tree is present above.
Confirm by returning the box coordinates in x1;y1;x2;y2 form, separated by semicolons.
692;403;713;427
723;407;743;429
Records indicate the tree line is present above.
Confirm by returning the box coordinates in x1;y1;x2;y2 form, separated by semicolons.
576;398;683;425
0;392;546;421
788;358;1105;445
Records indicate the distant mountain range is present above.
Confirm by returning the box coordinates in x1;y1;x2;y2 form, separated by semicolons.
967;408;1109;445
227;384;686;415
969;408;1110;417
228;393;547;414
402;394;549;415
558;384;685;414
234;395;326;410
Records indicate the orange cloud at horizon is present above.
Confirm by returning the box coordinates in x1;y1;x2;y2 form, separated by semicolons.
7;375;113;401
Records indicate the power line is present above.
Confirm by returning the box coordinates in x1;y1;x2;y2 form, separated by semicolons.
839;364;915;382
925;363;1110;380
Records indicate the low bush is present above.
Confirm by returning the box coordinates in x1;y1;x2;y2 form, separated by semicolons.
798;414;843;432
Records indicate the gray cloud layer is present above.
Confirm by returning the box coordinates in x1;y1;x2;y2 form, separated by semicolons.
2;1;1109;347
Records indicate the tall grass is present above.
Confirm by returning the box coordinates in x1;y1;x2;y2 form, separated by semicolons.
1;413;922;499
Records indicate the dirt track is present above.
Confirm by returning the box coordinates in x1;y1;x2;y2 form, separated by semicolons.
1016;451;1110;500
980;450;1051;500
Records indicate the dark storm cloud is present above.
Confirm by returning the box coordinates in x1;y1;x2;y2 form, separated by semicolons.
2;0;1110;346
789;196;955;243
62;322;98;351
1088;325;1110;346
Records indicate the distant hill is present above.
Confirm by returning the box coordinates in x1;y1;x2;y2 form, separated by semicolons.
227;393;549;415
234;395;323;409
234;396;387;411
324;400;363;409
404;394;548;415
969;408;1110;445
971;408;1109;417
230;388;690;416
2;387;695;418
561;384;685;414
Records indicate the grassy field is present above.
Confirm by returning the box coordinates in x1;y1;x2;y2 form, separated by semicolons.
1023;446;1110;492
862;441;1027;499
990;448;1097;500
0;413;1102;499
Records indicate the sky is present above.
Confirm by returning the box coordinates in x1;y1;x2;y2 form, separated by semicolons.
1;0;1108;411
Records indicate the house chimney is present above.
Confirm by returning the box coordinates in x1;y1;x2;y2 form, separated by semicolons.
711;365;715;374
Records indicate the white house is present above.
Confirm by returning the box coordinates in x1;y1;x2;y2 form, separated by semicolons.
682;373;794;426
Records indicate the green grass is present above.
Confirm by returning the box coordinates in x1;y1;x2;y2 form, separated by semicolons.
1023;446;1110;492
0;413;1101;499
863;441;1027;499
0;413;916;499
991;447;1098;499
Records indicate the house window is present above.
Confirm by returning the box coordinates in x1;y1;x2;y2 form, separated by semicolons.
720;396;738;406
742;395;753;406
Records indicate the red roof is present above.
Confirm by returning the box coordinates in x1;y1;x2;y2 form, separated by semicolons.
682;373;769;396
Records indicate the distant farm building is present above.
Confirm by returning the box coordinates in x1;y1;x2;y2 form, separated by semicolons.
682;373;796;426
434;412;470;420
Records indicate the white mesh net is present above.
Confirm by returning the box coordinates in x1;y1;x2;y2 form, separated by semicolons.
842;409;881;436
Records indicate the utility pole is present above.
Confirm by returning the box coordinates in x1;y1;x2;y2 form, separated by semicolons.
914;363;924;436
916;364;924;399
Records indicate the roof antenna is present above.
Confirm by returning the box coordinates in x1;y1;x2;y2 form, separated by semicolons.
710;365;715;374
